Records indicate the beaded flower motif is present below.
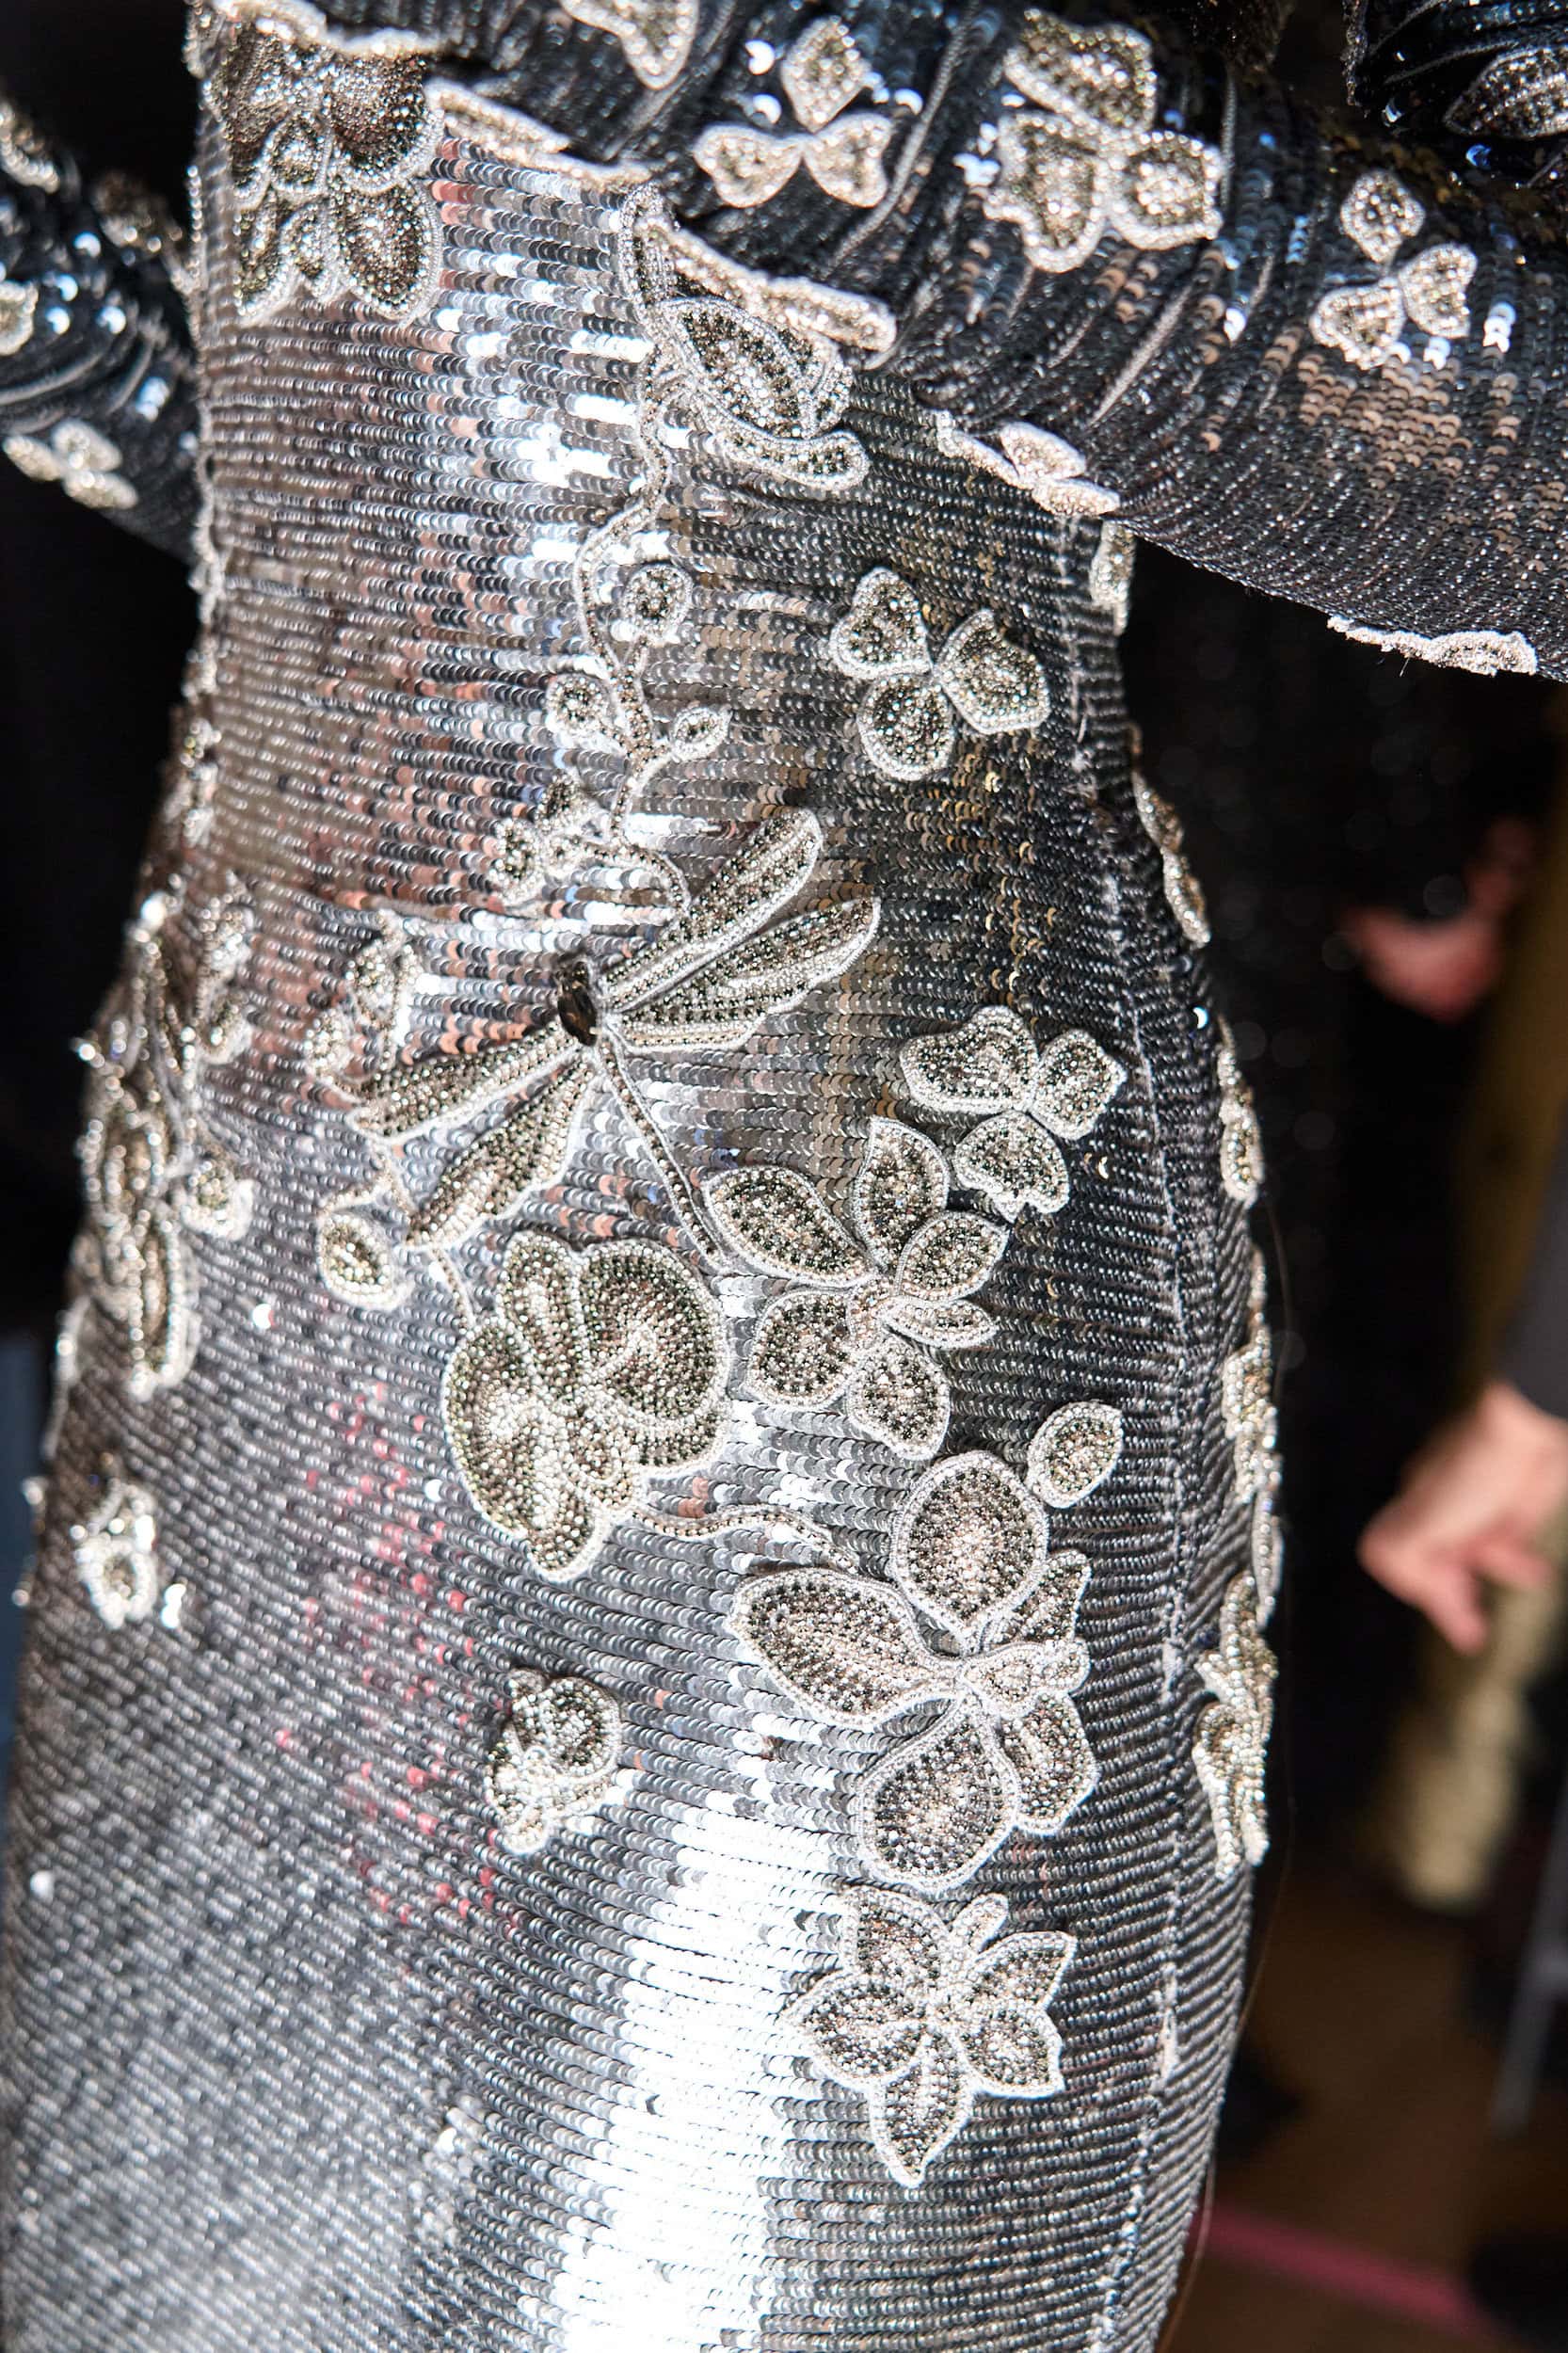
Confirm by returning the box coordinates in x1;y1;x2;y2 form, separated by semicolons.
1224;1251;1283;1619
735;1410;1120;1889
695;19;894;211
827;570;1049;782
442;1233;729;1577
208;6;442;319
788;1887;1076;2186
1193;1572;1276;1882
1131;766;1209;950
1310;171;1476;372
983;12;1223;274
706;1121;1006;1462
4;422;136;510
485;1669;627;1850
933;413;1121;519
900;1003;1125;1225
560;0;697;88
71;1461;161;1630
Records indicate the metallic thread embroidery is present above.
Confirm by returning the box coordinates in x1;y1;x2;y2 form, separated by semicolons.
706;1122;1005;1462
78;882;255;1397
1327;616;1537;676
560;0;697;89
1448;43;1568;138
828;569;1049;782
1131;764;1209;949
72;1461;161;1630
735;1417;1116;1888
984;12;1223;274
901;1003;1125;1225
4;422;137;510
933;412;1120;518
1192;1572;1275;1881
1310;170;1476;370
695;19;893;211
443;1232;728;1575
485;1667;628;1845
788;1886;1076;2186
1089;520;1134;632
313;809;878;1281
208;2;441;321
1215;1016;1262;1208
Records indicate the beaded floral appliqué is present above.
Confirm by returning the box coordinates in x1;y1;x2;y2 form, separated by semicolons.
1215;1017;1262;1209
1310;172;1476;371
1224;1251;1282;1618
1328;616;1537;677
735;1411;1119;1888
79;883;255;1397
1448;44;1568;138
1130;756;1208;950
984;13;1223;274
0;272;37;357
934;413;1120;519
1089;521;1134;632
72;1462;161;1630
789;1886;1076;2186
485;1668;628;1849
443;1233;729;1576
1193;1572;1276;1881
4;423;136;510
561;0;697;88
706;1122;1005;1462
0;94;59;190
313;810;877;1286
206;2;441;320
828;569;1049;782
696;19;893;211
901;1003;1125;1225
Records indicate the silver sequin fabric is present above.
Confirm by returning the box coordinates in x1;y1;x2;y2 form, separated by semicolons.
3;34;1260;2353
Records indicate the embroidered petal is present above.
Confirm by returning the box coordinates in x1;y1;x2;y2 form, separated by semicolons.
1448;43;1568;137
870;2033;975;2186
984;113;1107;276
442;1326;607;1572
1399;243;1476;340
781;17;871;131
1310;280;1406;372
486;1669;624;1854
351;1022;571;1143
750;1290;858;1404
856;676;957;780
560;0;698;88
494;1231;591;1410
954;1112;1071;1225
1000;1547;1091;1644
847;1334;952;1460
1194;1574;1276;1881
894;1211;1006;1305
1089;520;1134;632
844;1884;952;1997
881;1296;996;1351
317;1202;410;1309
618;898;880;1049
578;1238;729;1433
996;422;1121;518
545;670;620;748
129;1205;196;1397
327;50;438;183
802;115;894;209
692;125;802;209
787;1972;926;2086
854;1708;1016;1888
1006;14;1158;136
997;1692;1097;1833
1033;1028;1125;1138
1340;169;1424;266
1026;1401;1124;1507
732;1566;947;1724
827;568;933;680
706;1163;863;1282
936;611;1049;737
1109;133;1223;250
890;1450;1051;1641
853;1119;950;1264
0;279;38;357
966;1925;1077;2012
901;1003;1039;1115
405;1061;595;1246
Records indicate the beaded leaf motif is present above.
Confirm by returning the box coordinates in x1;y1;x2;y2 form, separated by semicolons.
1193;1572;1276;1881
735;1410;1120;1889
485;1668;628;1848
4;422;136;510
1327;616;1537;677
901;1003;1125;1225
706;1121;1005;1461
71;1461;161;1630
695;19;894;211
787;1886;1076;2186
1310;171;1476;371
313;809;878;1287
560;0;697;88
209;8;441;320
984;13;1222;275
828;569;1049;782
1131;765;1209;949
1448;43;1568;138
933;412;1120;519
443;1232;728;1577
79;883;255;1398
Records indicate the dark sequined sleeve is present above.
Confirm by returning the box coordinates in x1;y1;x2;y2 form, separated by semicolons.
1347;0;1568;187
0;92;199;556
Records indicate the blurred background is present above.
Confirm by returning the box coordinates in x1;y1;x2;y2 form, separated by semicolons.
5;3;1568;2348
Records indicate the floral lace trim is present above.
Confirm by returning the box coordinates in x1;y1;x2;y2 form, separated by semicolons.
486;1669;628;1849
1309;170;1476;371
788;1888;1075;2186
696;20;895;211
982;13;1223;275
1328;616;1538;676
1131;760;1208;949
79;881;255;1398
828;568;1050;781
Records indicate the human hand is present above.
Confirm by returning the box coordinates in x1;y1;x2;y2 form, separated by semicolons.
1358;1381;1568;1652
1342;819;1538;1024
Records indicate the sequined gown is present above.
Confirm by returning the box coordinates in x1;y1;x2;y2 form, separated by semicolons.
3;1;1568;2347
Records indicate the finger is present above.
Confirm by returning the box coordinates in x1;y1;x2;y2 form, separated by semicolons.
1424;1572;1490;1655
1471;1534;1555;1592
